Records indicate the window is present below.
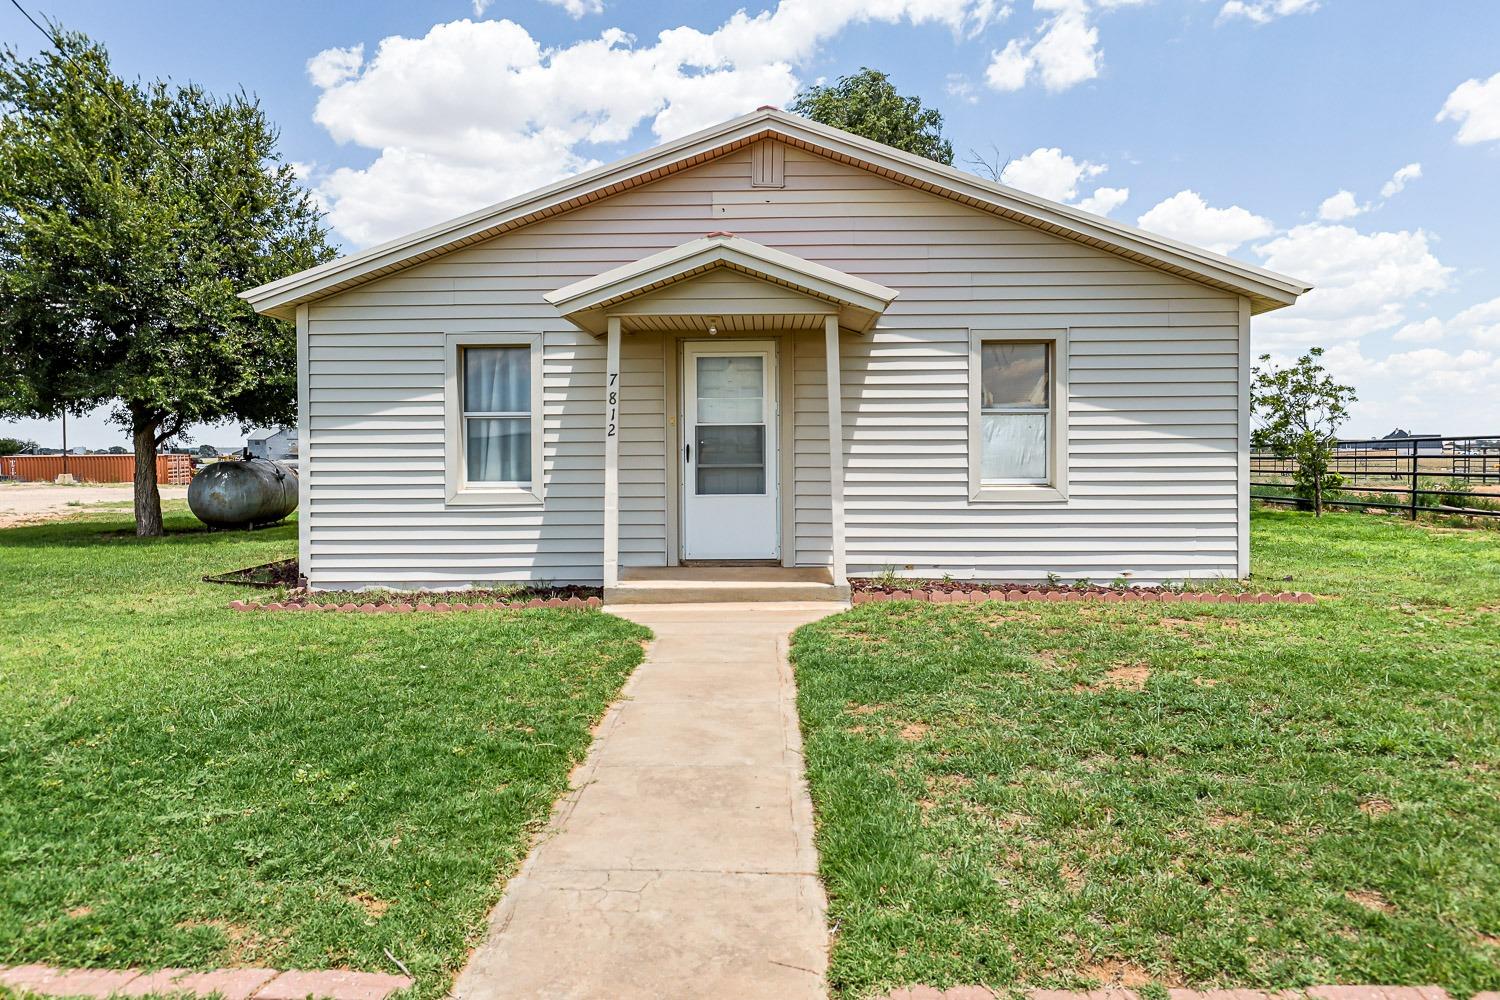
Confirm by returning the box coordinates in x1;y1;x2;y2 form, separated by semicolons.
463;347;531;485
968;329;1068;502
980;342;1049;483
445;333;543;505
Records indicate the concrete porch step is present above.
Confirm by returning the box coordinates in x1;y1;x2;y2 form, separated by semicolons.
605;566;851;605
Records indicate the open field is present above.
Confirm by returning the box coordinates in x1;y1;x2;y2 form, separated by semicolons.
0;508;648;998
0;483;190;528
793;509;1500;998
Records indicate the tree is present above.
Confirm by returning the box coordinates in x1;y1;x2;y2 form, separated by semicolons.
1251;348;1357;517
0;436;38;455
0;29;334;535
790;68;954;165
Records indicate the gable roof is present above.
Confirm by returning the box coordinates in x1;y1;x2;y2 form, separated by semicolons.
544;233;899;335
241;108;1312;321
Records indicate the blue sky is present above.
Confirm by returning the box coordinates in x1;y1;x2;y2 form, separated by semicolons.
3;0;1498;447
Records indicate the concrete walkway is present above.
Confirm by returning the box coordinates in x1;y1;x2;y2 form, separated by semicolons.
454;601;839;1000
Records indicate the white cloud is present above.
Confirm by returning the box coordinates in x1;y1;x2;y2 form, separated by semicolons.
308;3;997;246
1317;189;1366;221
1392;318;1444;343
998;147;1127;215
1076;186;1129;215
945;73;979;103
1380;162;1422;199
537;0;607;17
984;0;1146;93
1437;71;1500;145
1324;342;1500;434
1217;0;1319;25
1252;224;1451;350
1452;295;1500;348
1382;298;1500;351
1000;146;1103;201
305;44;363;89
1136;190;1274;254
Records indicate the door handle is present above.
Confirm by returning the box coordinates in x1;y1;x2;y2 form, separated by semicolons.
684;443;691;463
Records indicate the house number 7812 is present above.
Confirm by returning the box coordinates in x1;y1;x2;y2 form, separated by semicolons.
607;371;618;437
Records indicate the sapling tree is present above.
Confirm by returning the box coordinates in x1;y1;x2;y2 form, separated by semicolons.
0;28;333;535
1251;348;1357;516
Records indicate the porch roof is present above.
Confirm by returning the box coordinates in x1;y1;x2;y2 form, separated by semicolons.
543;234;900;336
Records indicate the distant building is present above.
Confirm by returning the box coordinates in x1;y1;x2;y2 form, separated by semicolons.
246;426;297;461
1338;429;1445;455
1337;429;1446;455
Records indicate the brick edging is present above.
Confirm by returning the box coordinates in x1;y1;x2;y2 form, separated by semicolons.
881;986;1490;1000
230;596;605;613
851;589;1319;606
0;963;412;1000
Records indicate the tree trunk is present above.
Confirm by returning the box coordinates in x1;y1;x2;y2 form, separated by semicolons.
132;417;163;537
1313;464;1323;517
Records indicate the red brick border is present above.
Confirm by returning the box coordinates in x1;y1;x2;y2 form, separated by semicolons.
881;987;1486;1000
0;964;411;1000
851;589;1318;606
229;596;604;613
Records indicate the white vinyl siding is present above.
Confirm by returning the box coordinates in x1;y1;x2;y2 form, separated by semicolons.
299;140;1248;589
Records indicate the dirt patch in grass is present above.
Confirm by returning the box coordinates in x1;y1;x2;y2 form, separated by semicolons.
1359;797;1395;817
924;774;976;796
1082;957;1157;988
1346;889;1395;914
349;893;390;920
1078;663;1151;692
898;721;931;741
176;918;279;964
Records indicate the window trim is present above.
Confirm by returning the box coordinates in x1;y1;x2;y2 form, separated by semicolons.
444;332;545;506
968;328;1069;503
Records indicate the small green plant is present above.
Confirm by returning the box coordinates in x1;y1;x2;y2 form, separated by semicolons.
875;564;902;589
1111;576;1129;589
1074;578;1091;589
1045;572;1061;586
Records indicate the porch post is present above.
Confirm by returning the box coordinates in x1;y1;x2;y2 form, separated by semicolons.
603;316;621;588
823;315;848;585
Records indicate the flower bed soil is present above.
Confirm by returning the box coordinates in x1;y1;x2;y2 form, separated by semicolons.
228;582;605;613
851;582;1316;605
202;558;300;588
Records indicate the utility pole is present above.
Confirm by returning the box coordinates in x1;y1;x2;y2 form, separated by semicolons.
60;410;69;482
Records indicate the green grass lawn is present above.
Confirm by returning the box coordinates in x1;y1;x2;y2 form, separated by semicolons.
793;509;1500;999
0;506;649;997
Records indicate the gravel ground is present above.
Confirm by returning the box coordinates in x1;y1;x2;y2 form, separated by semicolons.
0;482;189;528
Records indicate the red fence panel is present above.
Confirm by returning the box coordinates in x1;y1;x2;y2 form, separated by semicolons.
0;454;193;485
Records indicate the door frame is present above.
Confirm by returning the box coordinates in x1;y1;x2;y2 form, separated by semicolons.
672;335;793;564
679;337;780;561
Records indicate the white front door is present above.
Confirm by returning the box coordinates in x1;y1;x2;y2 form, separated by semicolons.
682;340;779;560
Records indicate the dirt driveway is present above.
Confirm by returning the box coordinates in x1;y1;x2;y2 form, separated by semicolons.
0;483;189;528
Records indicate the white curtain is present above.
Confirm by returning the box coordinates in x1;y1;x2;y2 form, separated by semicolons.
464;347;530;483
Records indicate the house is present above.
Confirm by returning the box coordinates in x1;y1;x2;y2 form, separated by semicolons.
246;426;298;462
241;109;1311;598
1381;429;1445;456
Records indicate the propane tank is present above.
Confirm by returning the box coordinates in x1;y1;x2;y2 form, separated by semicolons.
188;458;298;529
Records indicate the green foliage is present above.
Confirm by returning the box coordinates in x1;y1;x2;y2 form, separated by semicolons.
0;436;37;455
793;510;1500;996
790;68;954;164
1251;348;1356;516
0;507;649;997
0;28;334;533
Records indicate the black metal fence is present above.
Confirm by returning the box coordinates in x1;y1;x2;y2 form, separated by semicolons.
1251;435;1500;519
